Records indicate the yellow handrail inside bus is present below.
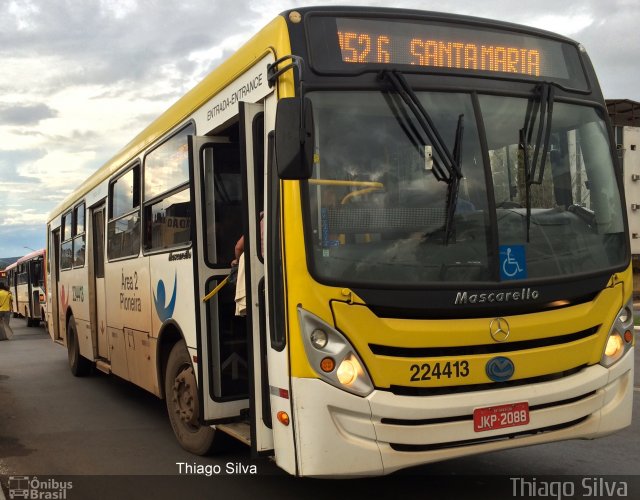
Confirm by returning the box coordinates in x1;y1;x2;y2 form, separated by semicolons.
308;179;385;243
308;178;385;205
340;187;383;205
202;276;229;302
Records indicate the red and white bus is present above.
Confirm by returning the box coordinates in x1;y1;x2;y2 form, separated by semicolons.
5;249;47;327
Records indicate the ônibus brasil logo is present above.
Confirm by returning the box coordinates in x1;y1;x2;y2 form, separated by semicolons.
8;476;73;499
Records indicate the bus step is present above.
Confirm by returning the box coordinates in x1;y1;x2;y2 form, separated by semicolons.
216;422;251;446
95;360;111;374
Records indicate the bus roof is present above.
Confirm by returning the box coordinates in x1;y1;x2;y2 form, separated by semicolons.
48;13;292;222
289;6;580;45
16;249;46;265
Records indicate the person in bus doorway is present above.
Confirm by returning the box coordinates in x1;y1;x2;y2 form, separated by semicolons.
232;212;264;317
232;235;247;317
0;283;14;340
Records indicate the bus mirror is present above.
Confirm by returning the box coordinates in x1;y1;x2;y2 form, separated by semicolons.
275;98;314;179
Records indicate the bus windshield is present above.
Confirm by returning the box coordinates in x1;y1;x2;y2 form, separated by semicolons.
304;90;626;286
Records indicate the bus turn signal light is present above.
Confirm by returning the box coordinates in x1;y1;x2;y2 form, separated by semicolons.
320;357;335;372
624;330;633;343
277;411;290;426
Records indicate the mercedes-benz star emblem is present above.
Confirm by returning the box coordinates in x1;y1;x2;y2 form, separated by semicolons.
489;317;510;342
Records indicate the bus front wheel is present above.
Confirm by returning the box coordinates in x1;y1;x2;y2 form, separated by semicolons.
67;316;91;376
165;341;215;455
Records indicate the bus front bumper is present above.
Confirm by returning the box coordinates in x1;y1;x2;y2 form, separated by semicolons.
290;347;634;477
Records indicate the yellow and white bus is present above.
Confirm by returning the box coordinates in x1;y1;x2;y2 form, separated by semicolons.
46;7;634;476
6;249;47;327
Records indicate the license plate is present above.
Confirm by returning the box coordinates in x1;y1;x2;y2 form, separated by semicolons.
473;402;530;432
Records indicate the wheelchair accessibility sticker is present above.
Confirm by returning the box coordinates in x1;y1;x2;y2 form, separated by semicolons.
499;245;527;280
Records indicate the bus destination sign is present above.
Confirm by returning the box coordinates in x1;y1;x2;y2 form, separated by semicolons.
337;30;542;76
307;16;587;87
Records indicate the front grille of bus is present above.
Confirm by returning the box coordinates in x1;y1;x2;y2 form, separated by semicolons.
388;416;589;452
387;365;587;397
365;291;600;320
369;325;599;358
381;391;595;426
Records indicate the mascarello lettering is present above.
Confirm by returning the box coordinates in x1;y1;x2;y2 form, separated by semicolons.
455;288;540;305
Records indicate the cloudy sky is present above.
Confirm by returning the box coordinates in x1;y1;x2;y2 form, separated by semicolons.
0;0;638;260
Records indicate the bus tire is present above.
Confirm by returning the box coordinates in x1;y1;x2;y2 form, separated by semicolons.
25;308;35;327
67;316;91;376
165;341;215;455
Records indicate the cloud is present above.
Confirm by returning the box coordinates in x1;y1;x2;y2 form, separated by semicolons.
0;207;47;226
0;0;260;94
18;150;97;192
0;102;57;125
571;3;640;99
0;148;47;182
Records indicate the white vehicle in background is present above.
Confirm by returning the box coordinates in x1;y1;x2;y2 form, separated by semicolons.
5;249;47;327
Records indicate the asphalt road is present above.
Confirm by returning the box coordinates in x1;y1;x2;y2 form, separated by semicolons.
0;322;638;499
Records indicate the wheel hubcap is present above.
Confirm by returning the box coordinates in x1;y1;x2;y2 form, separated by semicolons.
172;366;199;427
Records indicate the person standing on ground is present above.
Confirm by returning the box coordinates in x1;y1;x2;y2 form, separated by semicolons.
0;283;14;340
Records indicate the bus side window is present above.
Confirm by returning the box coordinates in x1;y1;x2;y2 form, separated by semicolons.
143;125;193;253
202;142;243;266
73;202;86;268
108;164;141;260
60;211;74;270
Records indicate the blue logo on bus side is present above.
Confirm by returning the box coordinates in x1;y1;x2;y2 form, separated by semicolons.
154;273;177;323
486;356;515;382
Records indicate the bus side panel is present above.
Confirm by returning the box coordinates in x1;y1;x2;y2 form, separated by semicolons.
104;254;153;389
149;254;196;349
124;327;158;394
150;252;196;397
60;266;92;358
16;276;29;319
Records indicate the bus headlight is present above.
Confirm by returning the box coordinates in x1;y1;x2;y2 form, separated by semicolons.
600;299;635;368
336;354;362;386
310;329;328;349
298;307;374;397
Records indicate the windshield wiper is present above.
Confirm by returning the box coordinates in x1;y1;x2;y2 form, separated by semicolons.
447;113;464;243
520;82;555;241
380;70;464;244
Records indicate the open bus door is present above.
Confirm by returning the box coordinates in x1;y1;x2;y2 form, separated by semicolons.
238;102;274;456
49;228;62;341
191;134;249;426
190;101;276;456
